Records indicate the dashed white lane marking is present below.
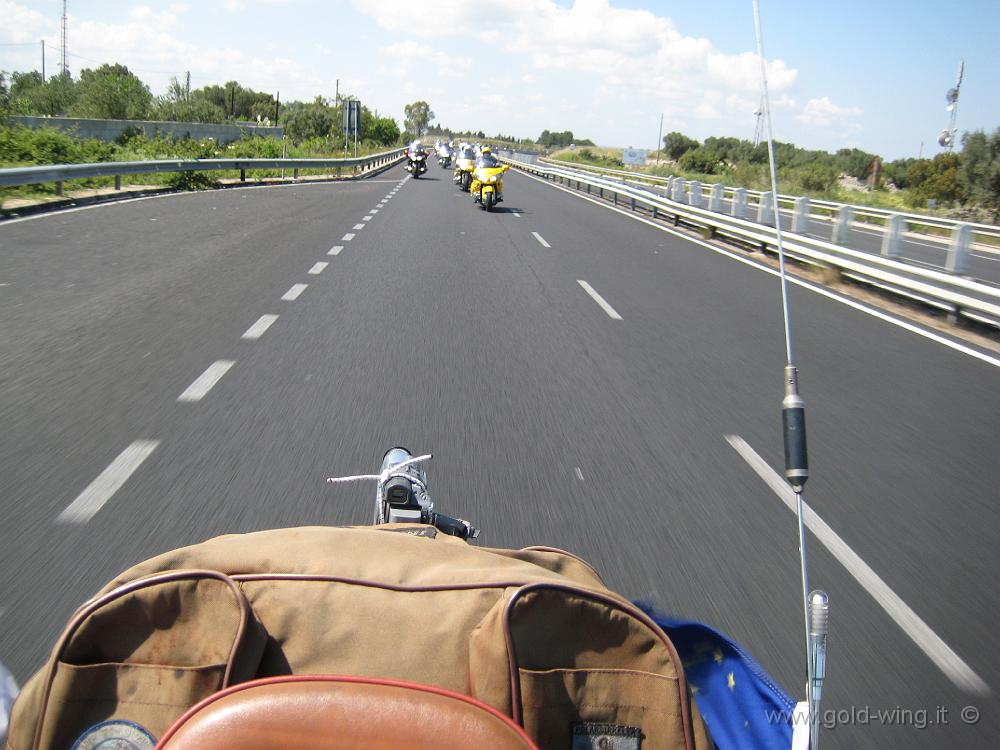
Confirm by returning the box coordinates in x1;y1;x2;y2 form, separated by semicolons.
531;231;551;248
725;434;990;696
362;215;373;221
342;233;356;241
377;202;386;207
577;280;623;320
308;261;328;275
178;360;235;402
575;467;584;481
353;223;366;230
514;212;521;217
515;169;1000;369
56;440;160;524
282;283;308;301
241;314;278;340
328;245;344;256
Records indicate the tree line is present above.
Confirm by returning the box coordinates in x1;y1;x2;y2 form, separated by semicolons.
661;130;1000;217
0;65;402;147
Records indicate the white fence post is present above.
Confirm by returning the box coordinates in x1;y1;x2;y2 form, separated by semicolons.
881;213;903;258
757;191;775;226
688;180;702;208
831;206;853;246
709;184;723;212
731;188;747;219
946;223;972;275
671;178;686;202
792;197;809;233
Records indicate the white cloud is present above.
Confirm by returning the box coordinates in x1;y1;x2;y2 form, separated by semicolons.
354;0;797;129
381;41;471;77
797;96;863;128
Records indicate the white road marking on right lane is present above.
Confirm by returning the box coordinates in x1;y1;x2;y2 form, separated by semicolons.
308;261;328;275
725;434;991;696
515;168;1000;369
56;440;160;524
241;314;278;339
328;245;344;255
353;223;366;230
575;467;584;481
532;231;550;248
178;360;235;402
282;283;307;301
513;212;521;217
577;280;623;320
342;233;355;241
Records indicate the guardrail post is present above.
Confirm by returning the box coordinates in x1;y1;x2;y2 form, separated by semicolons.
630;196;636;211
792;197;809;233
731;188;746;218
757;191;775;226
946;223;972;275
114;175;122;191
880;213;903;258
240;169;246;182
613;190;618;206
831;206;853;245
55;181;63;196
689;181;702;208
709;184;723;212
293;168;299;179
671;179;685;202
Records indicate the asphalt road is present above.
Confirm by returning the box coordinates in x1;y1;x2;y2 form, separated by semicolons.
1;164;998;748
517;155;1000;284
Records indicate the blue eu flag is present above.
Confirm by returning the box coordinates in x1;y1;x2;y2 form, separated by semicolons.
639;605;797;750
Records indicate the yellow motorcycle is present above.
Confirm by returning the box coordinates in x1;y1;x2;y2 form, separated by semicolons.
453;145;477;192
470;150;509;211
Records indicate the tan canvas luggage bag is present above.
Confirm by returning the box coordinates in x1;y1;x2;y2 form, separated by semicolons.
7;525;710;750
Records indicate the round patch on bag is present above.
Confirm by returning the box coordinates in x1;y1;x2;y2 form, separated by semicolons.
70;719;156;750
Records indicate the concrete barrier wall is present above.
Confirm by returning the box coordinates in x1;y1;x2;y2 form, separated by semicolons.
11;116;283;144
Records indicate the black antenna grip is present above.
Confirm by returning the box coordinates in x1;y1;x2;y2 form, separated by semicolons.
782;365;809;493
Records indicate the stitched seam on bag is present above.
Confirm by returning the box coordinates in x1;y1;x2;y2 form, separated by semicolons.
520;668;677;681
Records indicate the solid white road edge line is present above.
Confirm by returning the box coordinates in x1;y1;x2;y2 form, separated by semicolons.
577;280;623;320
513;169;1000;369
177;360;235;402
56;440;160;524
241;314;278;340
282;283;307;301
725;433;990;696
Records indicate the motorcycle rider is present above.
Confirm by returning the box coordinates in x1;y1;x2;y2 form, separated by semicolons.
470;147;504;204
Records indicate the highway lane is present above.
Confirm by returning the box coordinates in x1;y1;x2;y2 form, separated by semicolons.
518;157;1000;283
1;165;998;748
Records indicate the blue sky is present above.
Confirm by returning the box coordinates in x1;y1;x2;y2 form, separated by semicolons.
2;0;998;160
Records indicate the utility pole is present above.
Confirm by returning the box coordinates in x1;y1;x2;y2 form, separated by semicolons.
656;113;663;165
41;39;45;81
274;91;280;126
60;0;68;77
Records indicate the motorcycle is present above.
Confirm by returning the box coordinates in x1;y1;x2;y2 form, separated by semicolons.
453;146;476;192
470;155;509;211
405;147;428;178
437;144;454;168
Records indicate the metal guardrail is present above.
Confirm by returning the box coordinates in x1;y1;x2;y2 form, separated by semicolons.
505;156;1000;328
536;157;1000;252
0;149;406;191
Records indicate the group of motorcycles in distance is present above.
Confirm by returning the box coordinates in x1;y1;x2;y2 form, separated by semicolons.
404;139;510;212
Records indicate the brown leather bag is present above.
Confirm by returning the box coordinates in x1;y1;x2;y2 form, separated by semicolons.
6;525;711;750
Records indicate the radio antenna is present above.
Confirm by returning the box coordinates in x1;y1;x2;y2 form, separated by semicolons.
752;2;827;746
